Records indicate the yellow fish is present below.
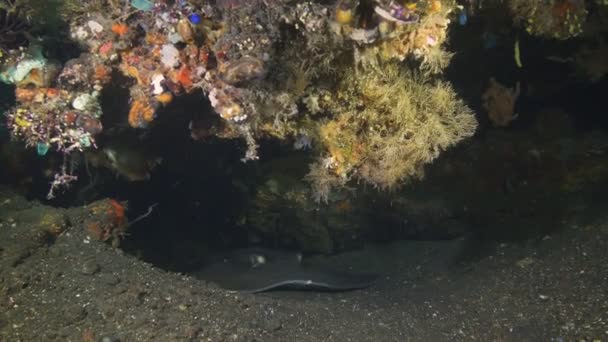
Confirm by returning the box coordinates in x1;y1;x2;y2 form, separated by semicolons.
514;38;523;68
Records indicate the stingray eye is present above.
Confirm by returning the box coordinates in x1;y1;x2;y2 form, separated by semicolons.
250;254;266;267
256;255;266;265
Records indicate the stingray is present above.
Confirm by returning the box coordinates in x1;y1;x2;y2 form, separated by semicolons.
193;248;378;293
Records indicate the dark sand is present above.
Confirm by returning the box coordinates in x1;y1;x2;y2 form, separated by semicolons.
1;188;606;341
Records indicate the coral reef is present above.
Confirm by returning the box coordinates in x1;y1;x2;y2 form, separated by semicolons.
369;1;456;74
85;198;128;247
2;0;481;199
508;0;588;39
0;2;30;55
309;62;477;199
574;39;608;82
245;156;364;253
1;46;107;197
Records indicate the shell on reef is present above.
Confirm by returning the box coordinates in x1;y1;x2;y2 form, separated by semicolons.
177;19;195;43
221;56;265;85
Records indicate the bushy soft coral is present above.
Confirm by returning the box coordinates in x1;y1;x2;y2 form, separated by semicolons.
308;62;477;199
